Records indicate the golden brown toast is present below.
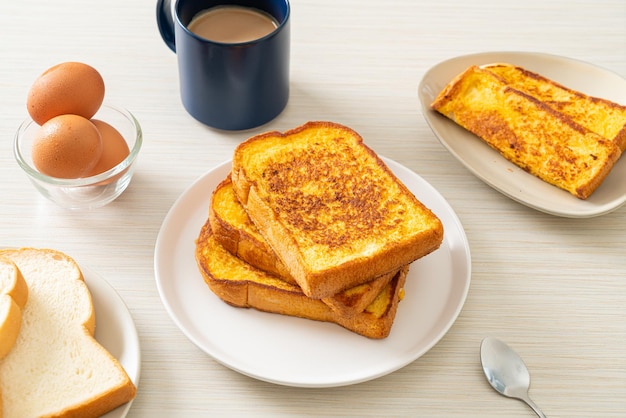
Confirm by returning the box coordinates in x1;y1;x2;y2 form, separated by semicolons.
209;176;293;282
431;65;622;199
208;176;396;317
483;63;626;152
231;121;443;299
195;221;408;339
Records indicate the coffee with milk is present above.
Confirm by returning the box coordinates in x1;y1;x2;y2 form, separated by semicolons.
187;5;278;43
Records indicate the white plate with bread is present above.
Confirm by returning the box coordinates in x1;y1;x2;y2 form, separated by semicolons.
418;51;626;218
0;248;140;417
154;158;471;388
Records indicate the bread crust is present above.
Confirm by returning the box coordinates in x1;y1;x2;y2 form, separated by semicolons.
0;257;28;360
209;177;296;284
195;222;408;339
231;121;443;299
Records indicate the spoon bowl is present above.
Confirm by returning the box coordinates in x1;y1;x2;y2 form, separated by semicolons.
480;337;546;417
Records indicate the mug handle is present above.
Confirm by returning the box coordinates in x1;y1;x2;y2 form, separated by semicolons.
156;0;176;52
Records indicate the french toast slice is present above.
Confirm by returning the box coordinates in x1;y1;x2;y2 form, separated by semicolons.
208;176;396;317
231;121;443;299
195;221;408;339
431;65;622;199
209;176;293;282
483;63;626;152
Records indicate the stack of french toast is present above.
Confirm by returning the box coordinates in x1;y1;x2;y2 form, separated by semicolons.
195;121;444;339
431;63;626;199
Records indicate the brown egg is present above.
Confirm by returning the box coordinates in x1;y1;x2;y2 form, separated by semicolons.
87;120;130;176
32;114;103;179
26;62;105;125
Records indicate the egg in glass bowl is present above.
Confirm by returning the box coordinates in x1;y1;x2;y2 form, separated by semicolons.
14;103;142;210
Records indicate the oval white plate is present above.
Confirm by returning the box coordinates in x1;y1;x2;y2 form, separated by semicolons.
84;266;141;418
418;51;626;218
154;158;471;388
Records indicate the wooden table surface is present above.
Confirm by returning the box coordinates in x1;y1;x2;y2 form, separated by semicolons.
1;0;625;416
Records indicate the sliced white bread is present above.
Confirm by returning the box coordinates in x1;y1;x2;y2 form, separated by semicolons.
0;256;28;359
0;248;136;418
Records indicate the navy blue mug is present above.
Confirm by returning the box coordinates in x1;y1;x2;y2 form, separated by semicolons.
157;0;290;130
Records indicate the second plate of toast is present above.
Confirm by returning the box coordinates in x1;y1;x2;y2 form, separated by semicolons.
419;51;626;218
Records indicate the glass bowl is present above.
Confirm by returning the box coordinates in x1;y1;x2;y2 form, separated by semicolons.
14;104;142;210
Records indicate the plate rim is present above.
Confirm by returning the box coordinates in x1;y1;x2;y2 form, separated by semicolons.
418;50;626;218
82;265;141;418
154;157;471;387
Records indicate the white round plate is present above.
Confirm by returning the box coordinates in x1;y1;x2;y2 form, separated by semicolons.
418;51;626;218
154;158;471;388
83;266;141;417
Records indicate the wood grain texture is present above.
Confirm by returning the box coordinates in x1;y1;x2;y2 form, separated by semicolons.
0;0;625;416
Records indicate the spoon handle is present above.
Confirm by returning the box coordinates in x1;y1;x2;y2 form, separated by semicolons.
521;395;546;418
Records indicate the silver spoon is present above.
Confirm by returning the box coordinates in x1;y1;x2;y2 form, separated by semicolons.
480;337;547;417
